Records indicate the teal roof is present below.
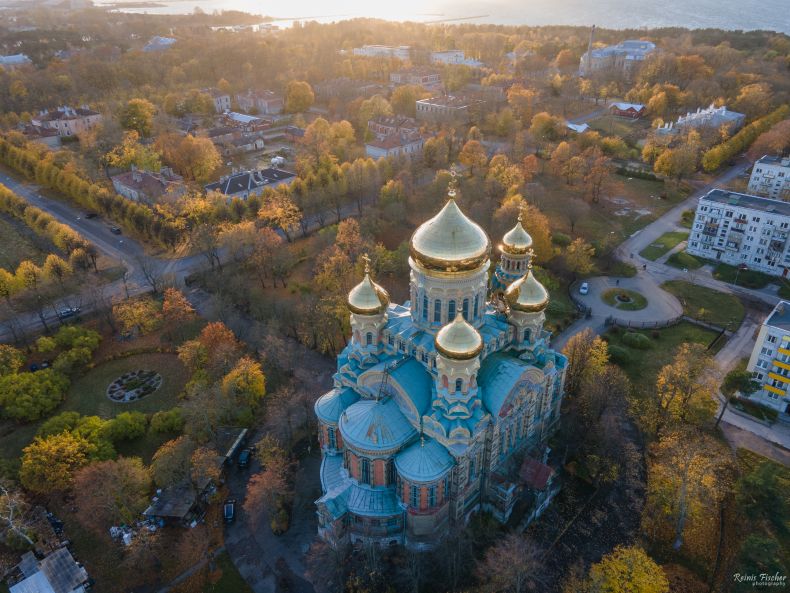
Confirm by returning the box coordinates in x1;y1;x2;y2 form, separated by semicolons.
478;352;530;417
390;358;433;416
339;397;417;452
315;388;360;424
395;438;454;483
318;452;402;518
346;484;401;517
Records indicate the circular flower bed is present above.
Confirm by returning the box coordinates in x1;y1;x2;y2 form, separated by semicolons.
601;288;648;311
106;370;163;403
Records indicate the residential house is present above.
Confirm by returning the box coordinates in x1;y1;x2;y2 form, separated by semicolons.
748;155;790;201
687;189;790;278
352;45;411;60
143;36;176;52
430;50;483;68
0;53;32;69
205;168;296;200
20;124;61;148
7;548;89;593
368;115;420;139
366;134;424;159
314;78;387;102
566;123;590;134
221;111;271;132
33;106;102;138
202;88;232;113
235;89;283;115
285;126;305;143
746;300;790;414
610;102;646;119
389;68;442;91
579;30;656;77
656;104;745;135
415;95;484;123
111;167;185;203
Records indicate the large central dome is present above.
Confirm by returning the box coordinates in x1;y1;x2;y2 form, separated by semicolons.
409;199;491;273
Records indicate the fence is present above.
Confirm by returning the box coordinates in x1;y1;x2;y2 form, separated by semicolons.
604;313;733;336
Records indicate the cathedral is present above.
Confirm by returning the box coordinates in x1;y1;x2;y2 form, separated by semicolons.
314;180;568;549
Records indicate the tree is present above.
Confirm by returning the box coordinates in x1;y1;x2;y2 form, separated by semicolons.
162;287;196;325
656;343;718;426
0;482;36;548
20;432;95;493
476;534;547;593
104;131;162;171
156;133;220;183
120;98;157;137
178;321;242;379
507;85;538;123
562;328;609;397
583;153;613;203
284;80;315;113
585;546;669;593
391;85;423;117
221;356;267;409
42;254;71;289
73;458;151;534
243;455;291;524
529;112;564;144
459;140;488;176
565;238;595;277
357;95;393;132
654;148;695;186
0;369;69;422
258;193;302;241
0;344;24;376
113;297;162;336
189;446;221;489
106;411;148;441
151;436;196;488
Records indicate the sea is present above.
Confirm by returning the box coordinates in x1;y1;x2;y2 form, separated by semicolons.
91;0;790;34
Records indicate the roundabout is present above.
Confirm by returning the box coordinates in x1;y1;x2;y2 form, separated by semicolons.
601;288;648;311
572;276;683;327
106;369;163;403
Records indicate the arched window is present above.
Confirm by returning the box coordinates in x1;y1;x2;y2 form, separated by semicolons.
469;457;476;480
448;300;456;320
360;458;371;485
366;332;373;346
462;298;469;320
434;299;441;323
327;426;337;449
455;378;463;393
474;294;479;319
410;485;420;507
386;460;396;486
428;485;436;507
422;294;428;321
523;328;530;342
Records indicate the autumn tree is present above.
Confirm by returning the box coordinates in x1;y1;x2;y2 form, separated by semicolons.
357;94;393;133
221;356;266;410
507;84;538;123
258;192;302;241
156;133;220;183
0;344;24;376
655;343;718;427
178;321;242;380
20;432;95;493
104;131;162;171
0;368;69;422
459;140;488;176
73;458;151;534
150;436;196;488
284;80;315;113
564;238;595;277
529;111;564;144
120;98;157;137
391;85;424;117
0;482;36;548
582;546;669;593
476;534;547;593
562;328;610;397
162;287;196;339
113;297;162;336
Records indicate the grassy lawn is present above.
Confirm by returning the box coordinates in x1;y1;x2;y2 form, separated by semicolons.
680;209;695;229
601;288;648;310
605;322;722;382
666;251;705;270
587;114;651;141
203;552;254;593
662;280;745;328
713;263;773;289
730;397;778;423
639;231;689;261
0;213;49;270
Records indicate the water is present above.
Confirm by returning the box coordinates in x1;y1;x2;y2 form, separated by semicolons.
93;0;790;34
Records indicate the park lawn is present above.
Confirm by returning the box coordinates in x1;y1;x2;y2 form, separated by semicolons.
203;552;254;593
662;280;745;328
713;263;774;289
605;322;722;382
0;213;49;270
639;231;689;261
601;288;648;310
587;114;651;141
679;209;695;229
666;251;705;270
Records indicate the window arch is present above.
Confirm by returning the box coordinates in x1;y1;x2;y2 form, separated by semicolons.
366;332;373;346
422;294;428;321
474;294;479;319
462;298;469;320
434;299;441;323
455;378;463;393
360;458;371;485
448;300;456;320
523;328;530;342
327;426;337;449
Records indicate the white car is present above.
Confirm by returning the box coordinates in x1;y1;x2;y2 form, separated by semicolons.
579;282;589;295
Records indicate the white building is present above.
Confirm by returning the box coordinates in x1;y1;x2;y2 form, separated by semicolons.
202;88;231;113
656;104;744;135
415;95;484;123
687;189;790;277
579;39;655;77
365;134;424;160
8;549;89;593
353;45;411;60
0;53;32;69
33;106;102;138
143;36;176;52
235;89;283;115
430;50;483;68
748;155;790;201
746;300;790;414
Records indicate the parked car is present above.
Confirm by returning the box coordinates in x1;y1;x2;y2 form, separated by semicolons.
223;499;236;524
237;448;252;469
57;307;81;320
85;212;98;219
110;226;122;235
579;282;589;295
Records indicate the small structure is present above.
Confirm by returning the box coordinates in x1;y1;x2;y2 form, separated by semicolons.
235;89;283;115
204;168;296;200
32;106;102;138
366;134;424;160
7;548;89;593
111;167;184;203
430;50;483;68
314;78;387;102
143;481;211;527
0;53;32;69
285;126;305;143
566;122;590;134
222;111;271;132
657;103;745;135
415;95;484;123
143;36;176;52
389;68;441;91
19;125;61;148
202;88;231;113
610;102;646;119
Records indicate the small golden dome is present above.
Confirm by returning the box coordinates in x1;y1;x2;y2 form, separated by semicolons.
409;198;491;273
505;266;549;313
501;212;533;255
348;258;389;315
435;314;483;360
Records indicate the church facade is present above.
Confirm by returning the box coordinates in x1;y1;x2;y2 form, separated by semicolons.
314;184;567;549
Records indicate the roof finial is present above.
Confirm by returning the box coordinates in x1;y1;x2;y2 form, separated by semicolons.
361;253;371;275
527;247;535;270
517;203;524;224
448;165;458;199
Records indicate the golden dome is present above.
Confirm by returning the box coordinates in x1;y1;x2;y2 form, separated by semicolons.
409;199;491;273
435;314;483;360
500;212;533;255
504;266;549;313
348;259;389;315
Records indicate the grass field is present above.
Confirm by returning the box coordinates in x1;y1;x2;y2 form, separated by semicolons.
601;288;648;310
203;552;254;593
587;114;651;141
662;280;745;328
713;263;773;289
666;251;705;270
0;213;49;270
639;231;689;261
605;322;722;382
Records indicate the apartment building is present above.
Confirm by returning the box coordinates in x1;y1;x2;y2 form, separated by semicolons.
746;300;790;413
687;189;790;277
748;155;790;201
352;45;410;60
33;106;102;138
430;50;483;68
415;95;484;123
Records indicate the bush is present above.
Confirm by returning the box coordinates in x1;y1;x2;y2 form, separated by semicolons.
150;407;185;434
270;508;290;535
106;411;148;441
0;369;70;422
607;345;632;365
52;347;93;376
552;232;571;247
651;330;661;339
622;331;652;350
38;411;83;437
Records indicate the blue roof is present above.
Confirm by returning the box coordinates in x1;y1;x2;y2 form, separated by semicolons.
478;352;531;417
317;453;402;518
395;438;454;483
339;398;417;452
315;388;360;424
390;358;433;416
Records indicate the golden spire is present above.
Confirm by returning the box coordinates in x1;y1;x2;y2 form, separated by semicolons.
361;253;371;274
447;165;459;200
347;253;389;315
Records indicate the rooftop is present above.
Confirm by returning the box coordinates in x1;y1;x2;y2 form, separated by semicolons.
417;95;482;108
756;155;790;168
205;168;295;196
366;134;422;150
10;548;89;593
766;301;790;332
700;188;790;217
38;106;99;121
0;53;32;65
